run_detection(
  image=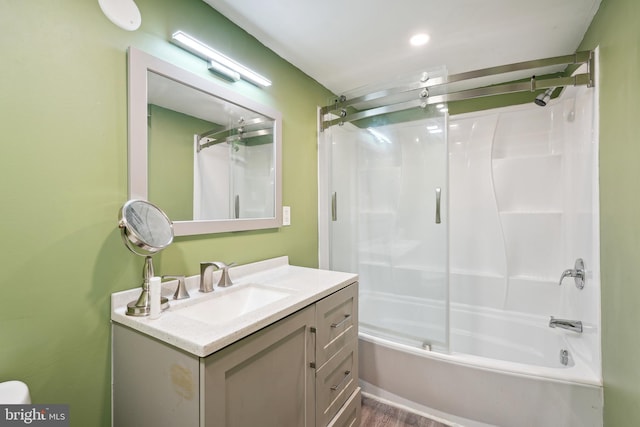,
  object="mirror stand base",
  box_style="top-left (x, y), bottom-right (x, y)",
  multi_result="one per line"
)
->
top-left (126, 290), bottom-right (169, 317)
top-left (125, 255), bottom-right (171, 317)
